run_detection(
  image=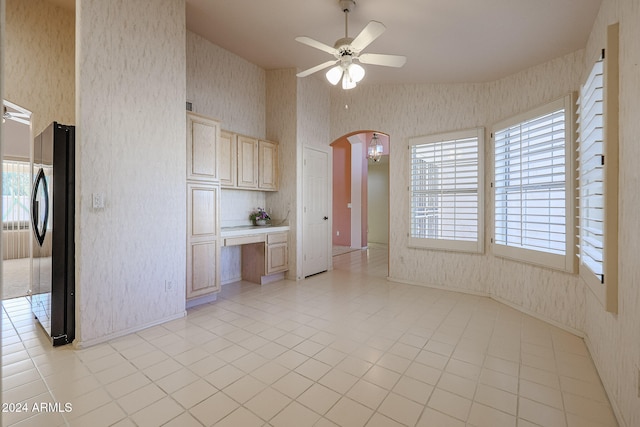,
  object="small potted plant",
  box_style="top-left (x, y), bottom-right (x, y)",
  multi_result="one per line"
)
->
top-left (249, 207), bottom-right (271, 226)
